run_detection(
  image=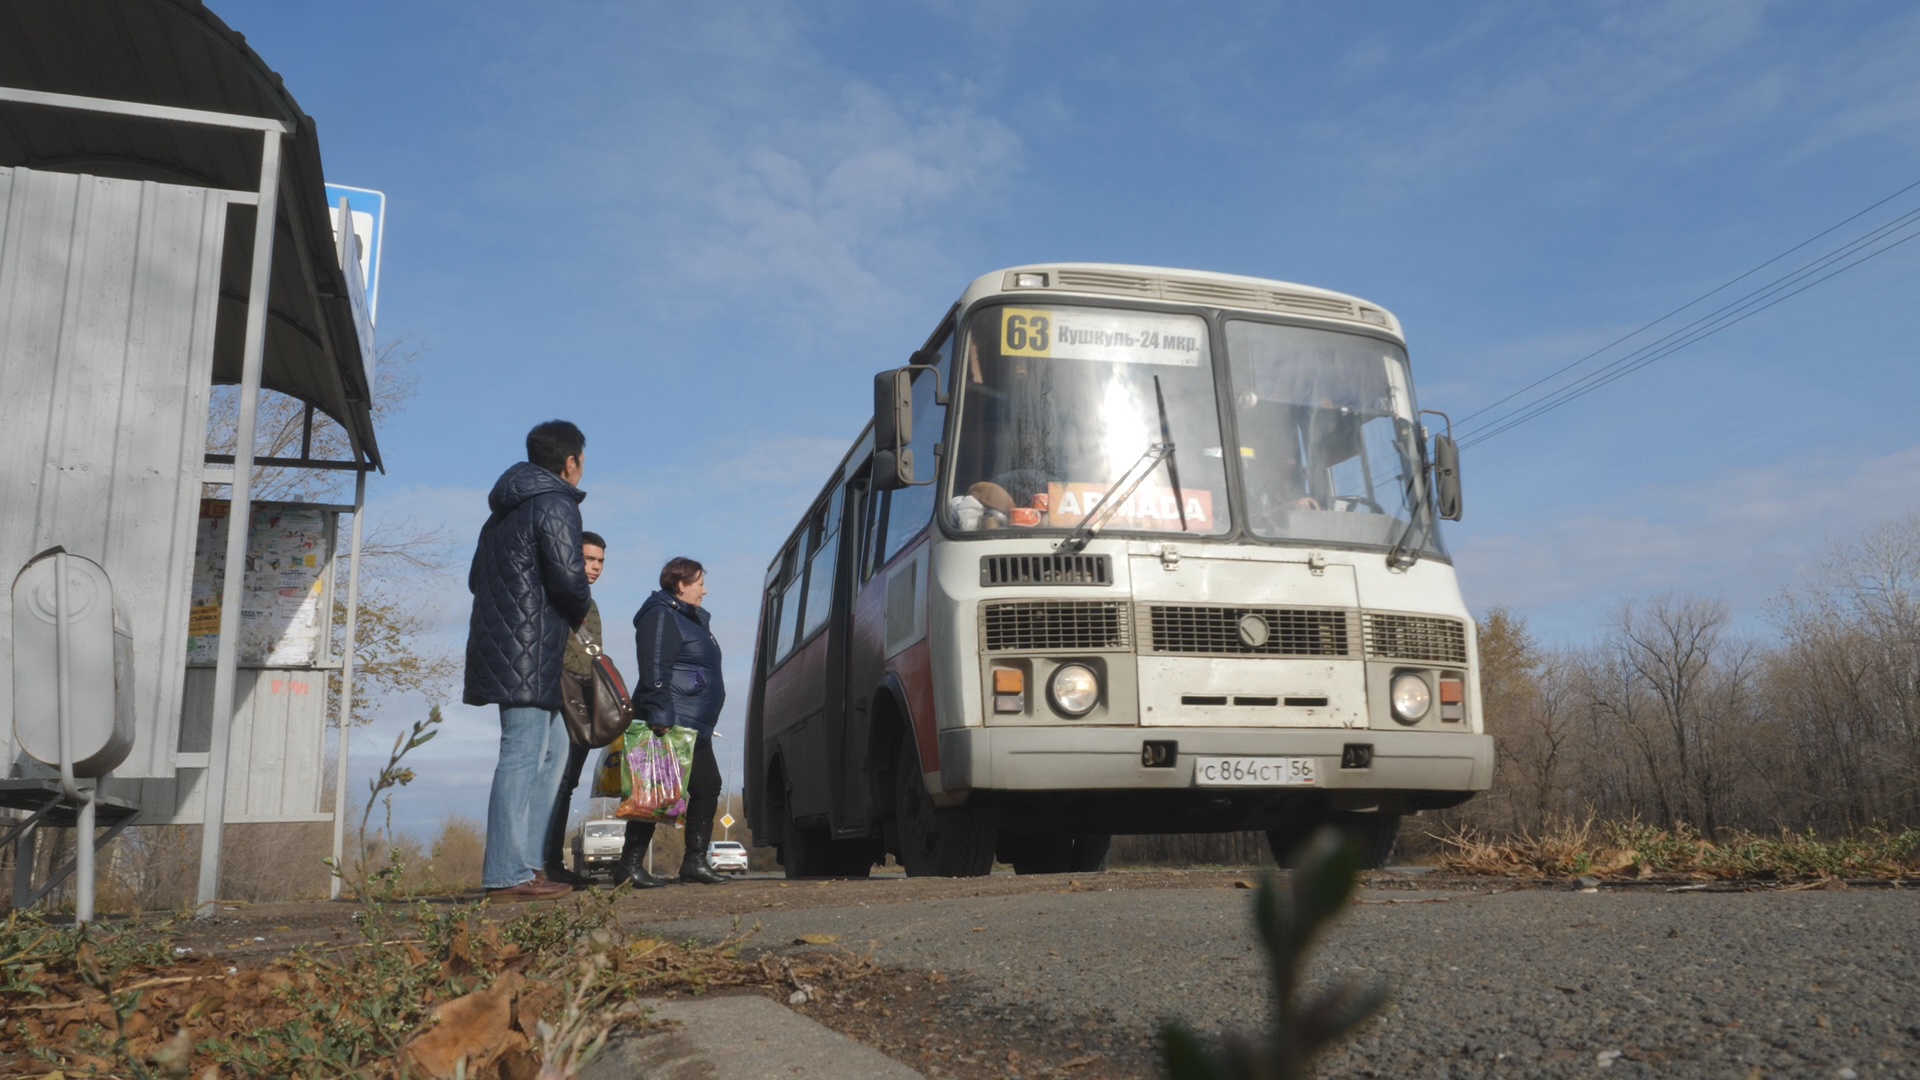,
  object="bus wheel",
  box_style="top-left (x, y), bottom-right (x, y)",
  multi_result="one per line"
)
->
top-left (1003, 834), bottom-right (1111, 875)
top-left (894, 738), bottom-right (996, 877)
top-left (1333, 811), bottom-right (1401, 870)
top-left (781, 815), bottom-right (832, 879)
top-left (1070, 834), bottom-right (1113, 872)
top-left (1266, 812), bottom-right (1401, 871)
